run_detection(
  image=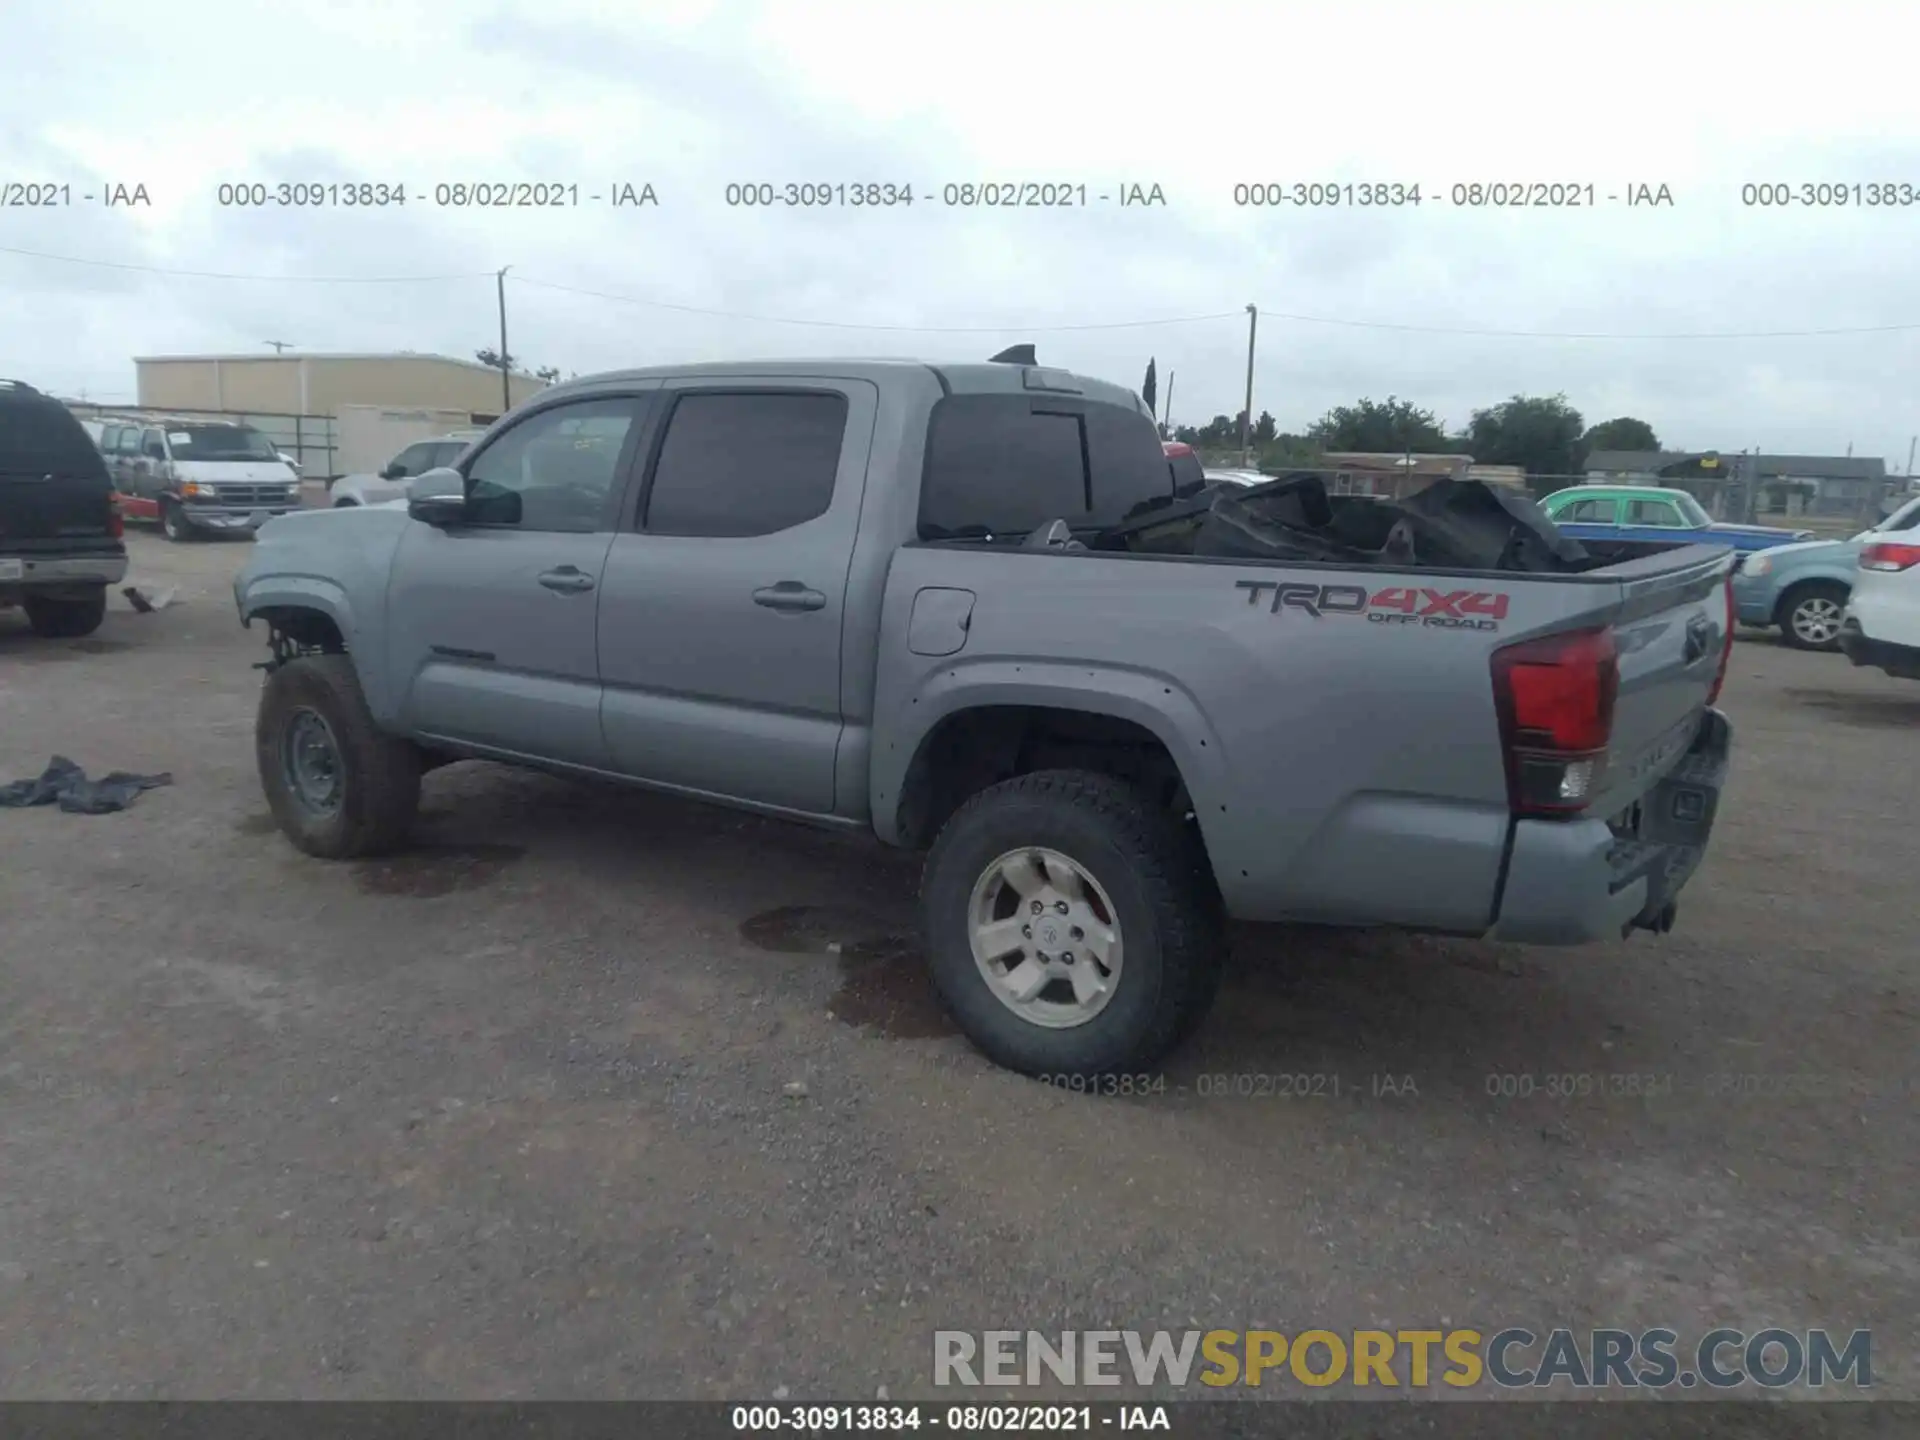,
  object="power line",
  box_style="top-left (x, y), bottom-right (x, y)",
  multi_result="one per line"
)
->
top-left (516, 275), bottom-right (1920, 341)
top-left (1246, 305), bottom-right (1920, 341)
top-left (6, 240), bottom-right (1920, 339)
top-left (0, 244), bottom-right (492, 283)
top-left (510, 275), bottom-right (1241, 333)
